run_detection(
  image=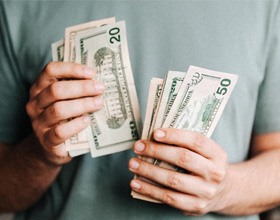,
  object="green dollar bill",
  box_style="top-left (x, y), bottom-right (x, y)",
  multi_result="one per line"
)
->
top-left (156, 66), bottom-right (238, 171)
top-left (163, 66), bottom-right (238, 136)
top-left (134, 66), bottom-right (238, 203)
top-left (64, 17), bottom-right (115, 63)
top-left (131, 77), bottom-right (163, 203)
top-left (63, 18), bottom-right (116, 157)
top-left (75, 21), bottom-right (142, 157)
top-left (153, 71), bottom-right (185, 130)
top-left (51, 39), bottom-right (64, 61)
top-left (141, 78), bottom-right (164, 139)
